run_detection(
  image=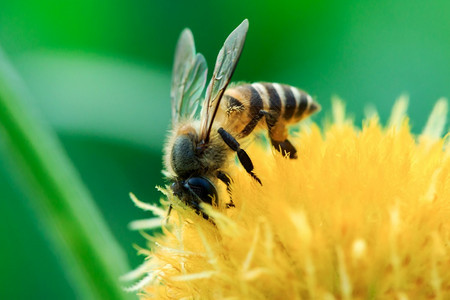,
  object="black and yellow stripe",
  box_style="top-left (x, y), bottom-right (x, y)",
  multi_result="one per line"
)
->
top-left (223, 82), bottom-right (319, 138)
